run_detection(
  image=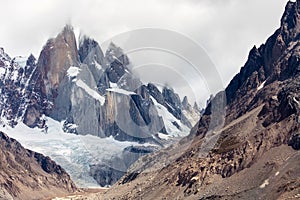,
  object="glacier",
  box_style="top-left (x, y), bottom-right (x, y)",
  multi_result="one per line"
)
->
top-left (0, 117), bottom-right (156, 188)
